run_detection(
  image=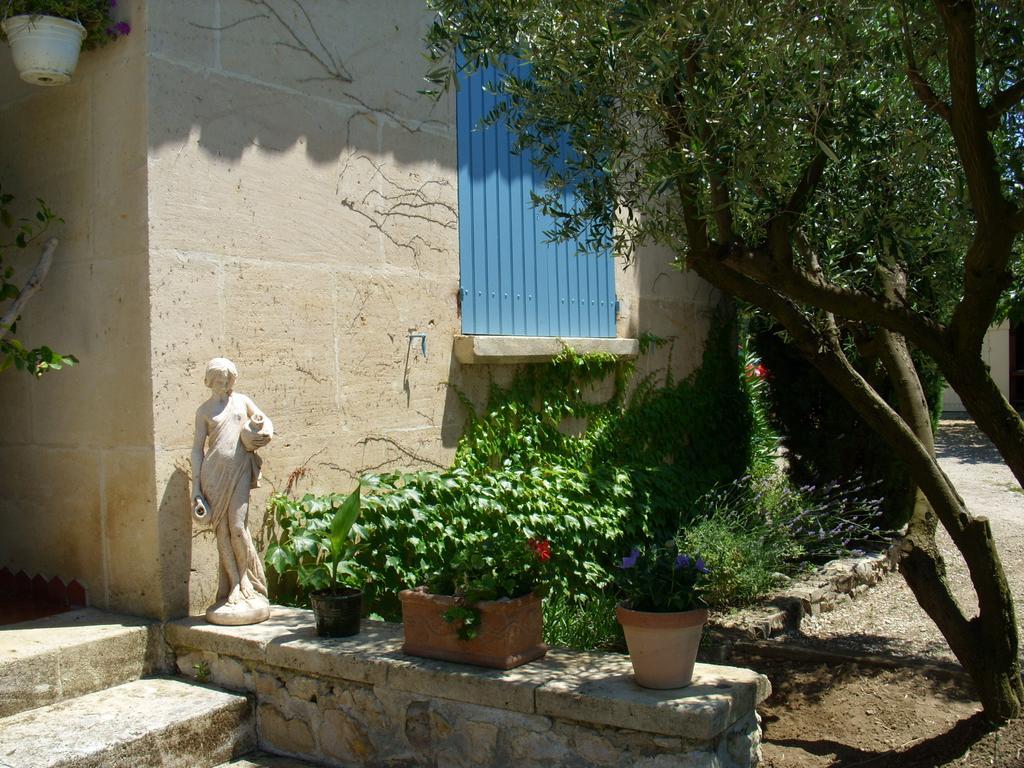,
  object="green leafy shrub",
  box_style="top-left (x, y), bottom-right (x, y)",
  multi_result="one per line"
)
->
top-left (679, 515), bottom-right (797, 608)
top-left (543, 592), bottom-right (623, 651)
top-left (596, 312), bottom-right (757, 538)
top-left (264, 489), bottom-right (365, 595)
top-left (354, 465), bottom-right (633, 621)
top-left (679, 472), bottom-right (893, 608)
